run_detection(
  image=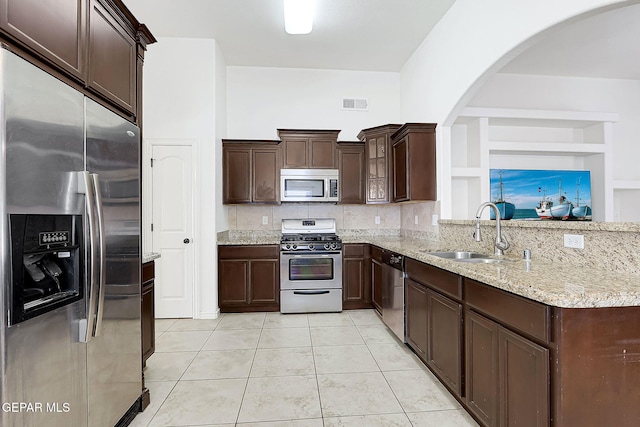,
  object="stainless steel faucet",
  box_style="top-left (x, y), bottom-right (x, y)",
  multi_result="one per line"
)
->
top-left (474, 202), bottom-right (510, 256)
